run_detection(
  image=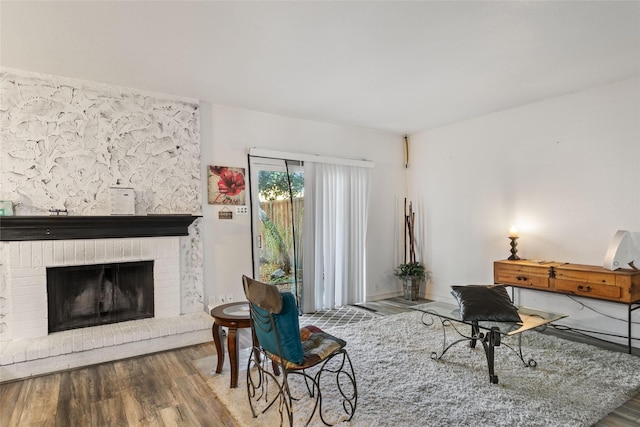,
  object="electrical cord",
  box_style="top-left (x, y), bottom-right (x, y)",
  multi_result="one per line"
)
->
top-left (565, 294), bottom-right (640, 325)
top-left (549, 323), bottom-right (638, 343)
top-left (544, 294), bottom-right (640, 344)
